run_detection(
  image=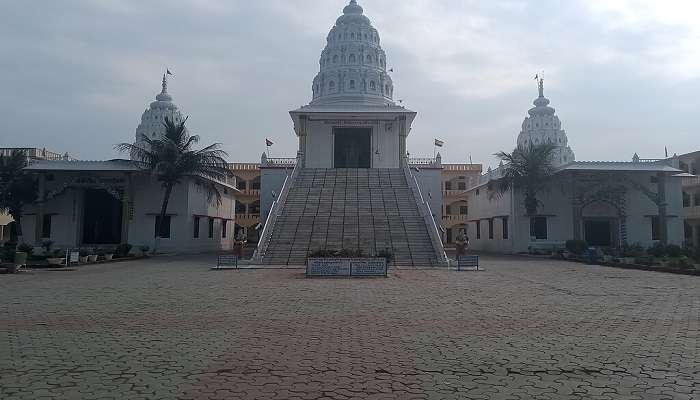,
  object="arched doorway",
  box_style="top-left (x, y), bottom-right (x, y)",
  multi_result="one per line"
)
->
top-left (82, 188), bottom-right (123, 245)
top-left (581, 200), bottom-right (622, 247)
